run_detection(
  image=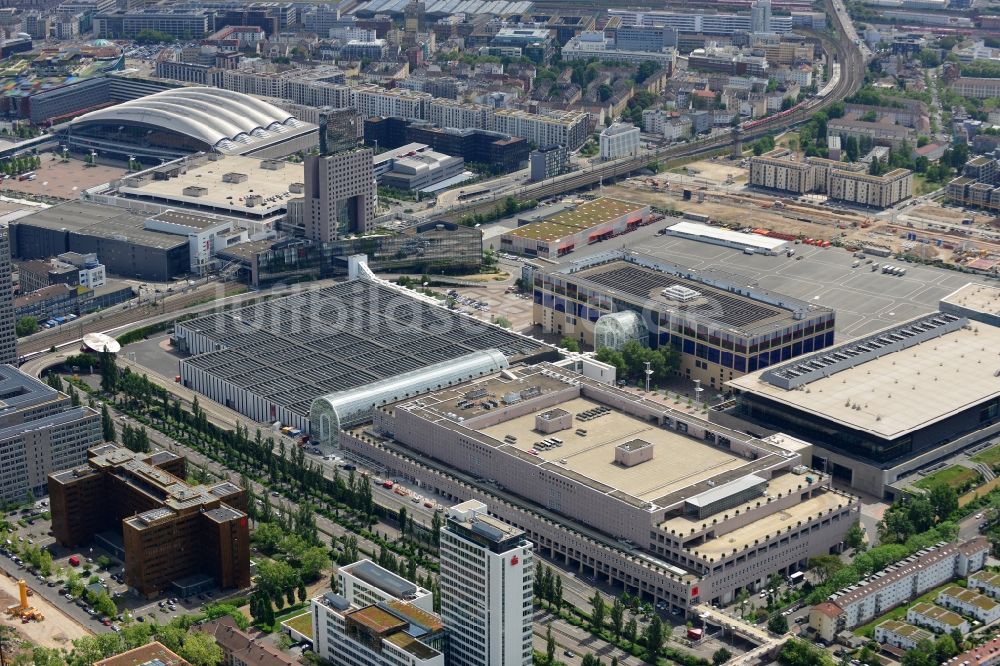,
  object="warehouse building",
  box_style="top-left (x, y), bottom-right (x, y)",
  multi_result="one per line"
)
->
top-left (663, 221), bottom-right (788, 255)
top-left (0, 365), bottom-right (102, 503)
top-left (727, 306), bottom-right (1000, 497)
top-left (530, 249), bottom-right (834, 389)
top-left (9, 202), bottom-right (189, 282)
top-left (48, 444), bottom-right (250, 597)
top-left (500, 198), bottom-right (650, 259)
top-left (342, 361), bottom-right (858, 611)
top-left (174, 275), bottom-right (553, 434)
